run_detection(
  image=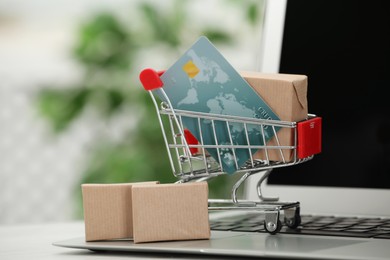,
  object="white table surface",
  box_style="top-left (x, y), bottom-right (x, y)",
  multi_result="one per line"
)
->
top-left (0, 221), bottom-right (242, 260)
